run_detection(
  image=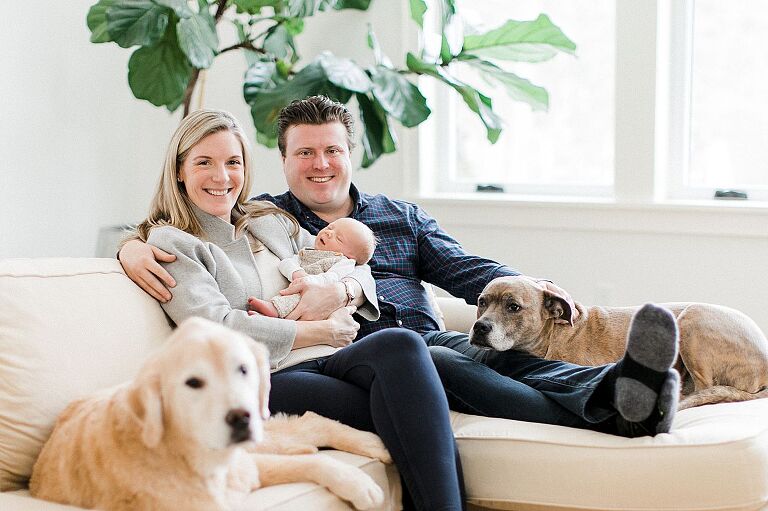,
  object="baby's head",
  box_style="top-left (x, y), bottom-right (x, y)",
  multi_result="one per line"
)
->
top-left (315, 218), bottom-right (377, 264)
